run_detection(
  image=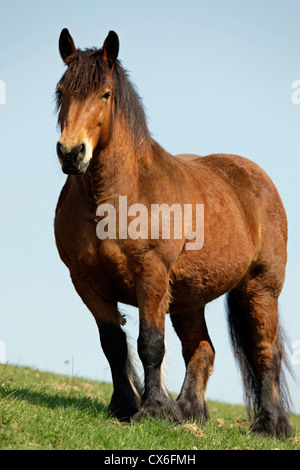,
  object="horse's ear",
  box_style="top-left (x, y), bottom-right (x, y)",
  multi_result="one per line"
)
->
top-left (102, 31), bottom-right (119, 67)
top-left (59, 28), bottom-right (77, 63)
